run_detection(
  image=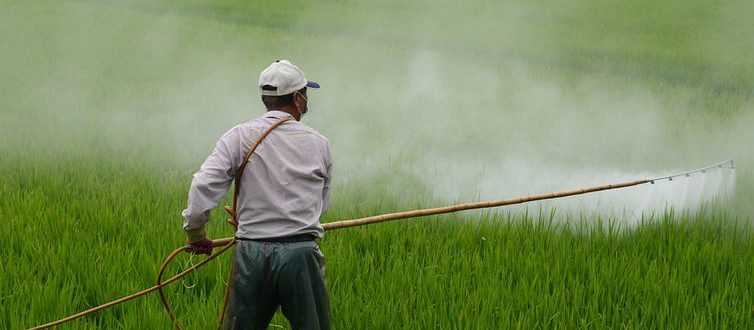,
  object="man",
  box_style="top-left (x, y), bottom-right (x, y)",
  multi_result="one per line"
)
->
top-left (181, 60), bottom-right (332, 330)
